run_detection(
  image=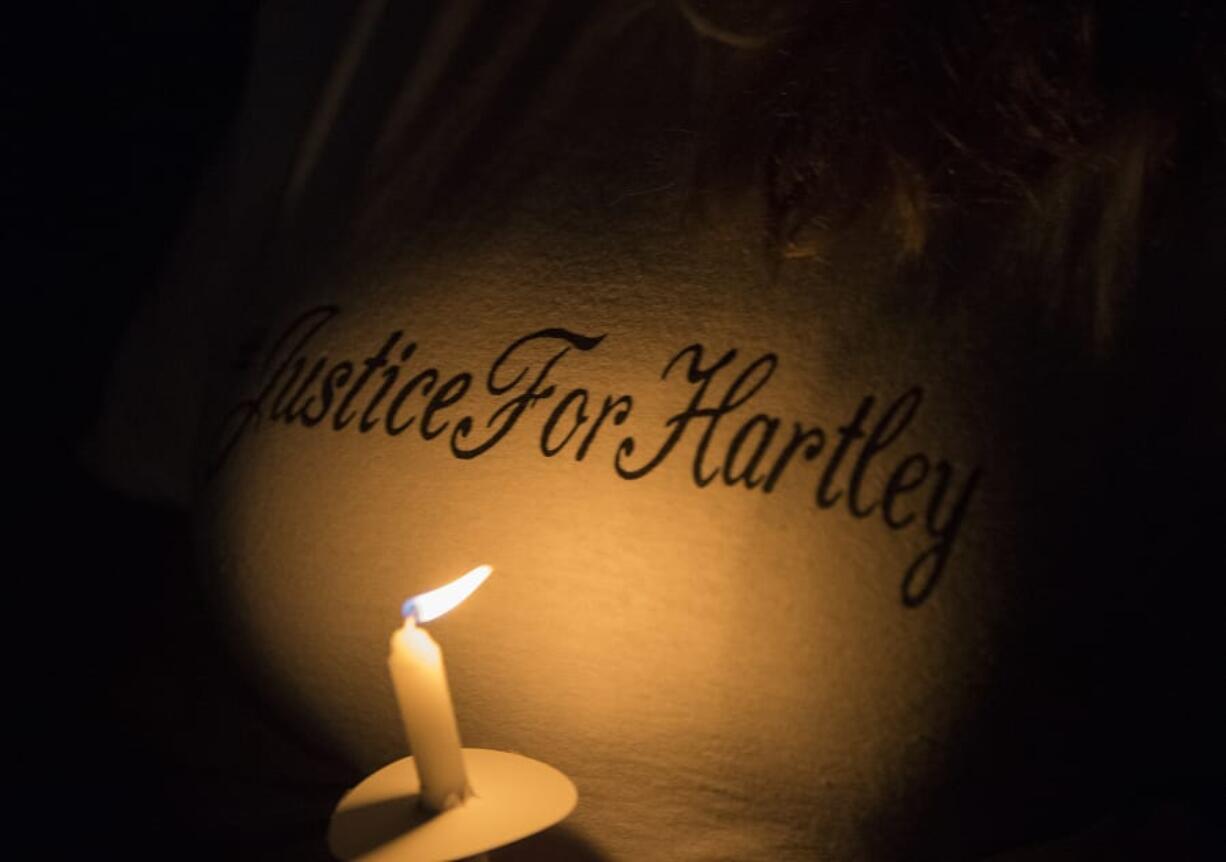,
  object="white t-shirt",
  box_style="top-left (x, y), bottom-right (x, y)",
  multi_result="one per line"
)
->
top-left (94, 2), bottom-right (1224, 859)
